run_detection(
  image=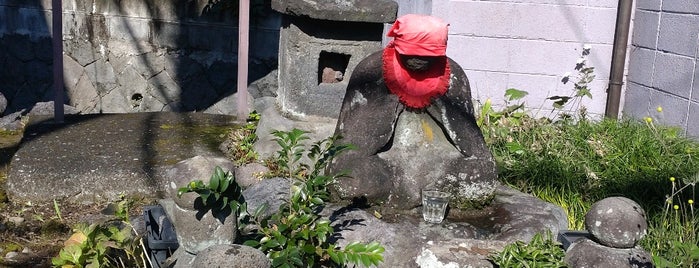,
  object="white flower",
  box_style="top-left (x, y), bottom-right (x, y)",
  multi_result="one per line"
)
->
top-left (563, 72), bottom-right (572, 79)
top-left (576, 57), bottom-right (586, 65)
top-left (583, 44), bottom-right (592, 51)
